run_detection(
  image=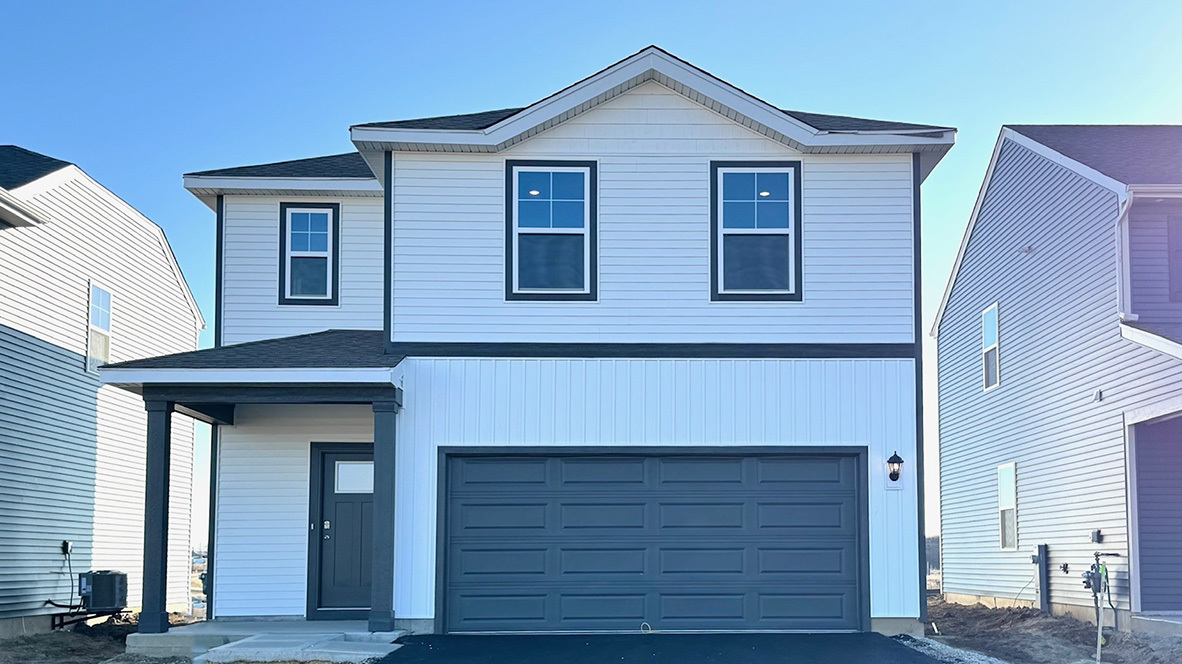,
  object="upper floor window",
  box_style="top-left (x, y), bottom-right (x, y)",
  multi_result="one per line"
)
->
top-left (505, 161), bottom-right (597, 301)
top-left (87, 283), bottom-right (111, 373)
top-left (279, 202), bottom-right (340, 306)
top-left (982, 302), bottom-right (999, 390)
top-left (710, 162), bottom-right (802, 301)
top-left (997, 462), bottom-right (1017, 550)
